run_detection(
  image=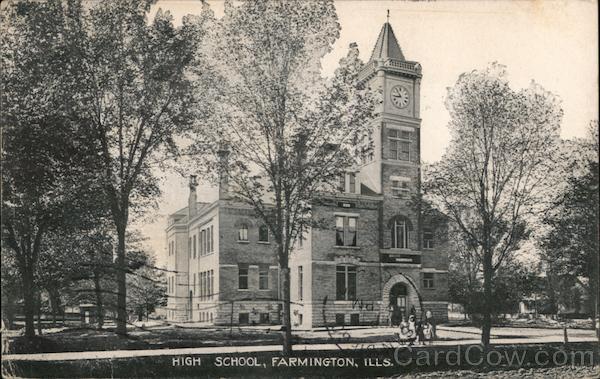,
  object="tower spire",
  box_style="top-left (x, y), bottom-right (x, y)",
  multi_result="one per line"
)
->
top-left (368, 19), bottom-right (405, 62)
